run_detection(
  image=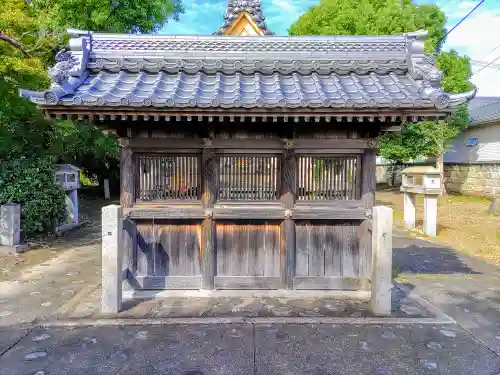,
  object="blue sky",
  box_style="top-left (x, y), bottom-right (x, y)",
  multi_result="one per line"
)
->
top-left (161, 0), bottom-right (500, 96)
